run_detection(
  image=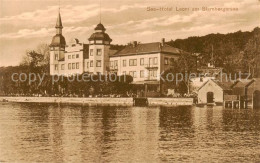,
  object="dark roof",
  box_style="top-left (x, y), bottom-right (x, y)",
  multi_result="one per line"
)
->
top-left (112, 42), bottom-right (188, 56)
top-left (88, 32), bottom-right (112, 42)
top-left (215, 81), bottom-right (234, 90)
top-left (232, 79), bottom-right (255, 88)
top-left (50, 34), bottom-right (66, 47)
top-left (108, 49), bottom-right (118, 56)
top-left (95, 23), bottom-right (106, 31)
top-left (55, 12), bottom-right (63, 28)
